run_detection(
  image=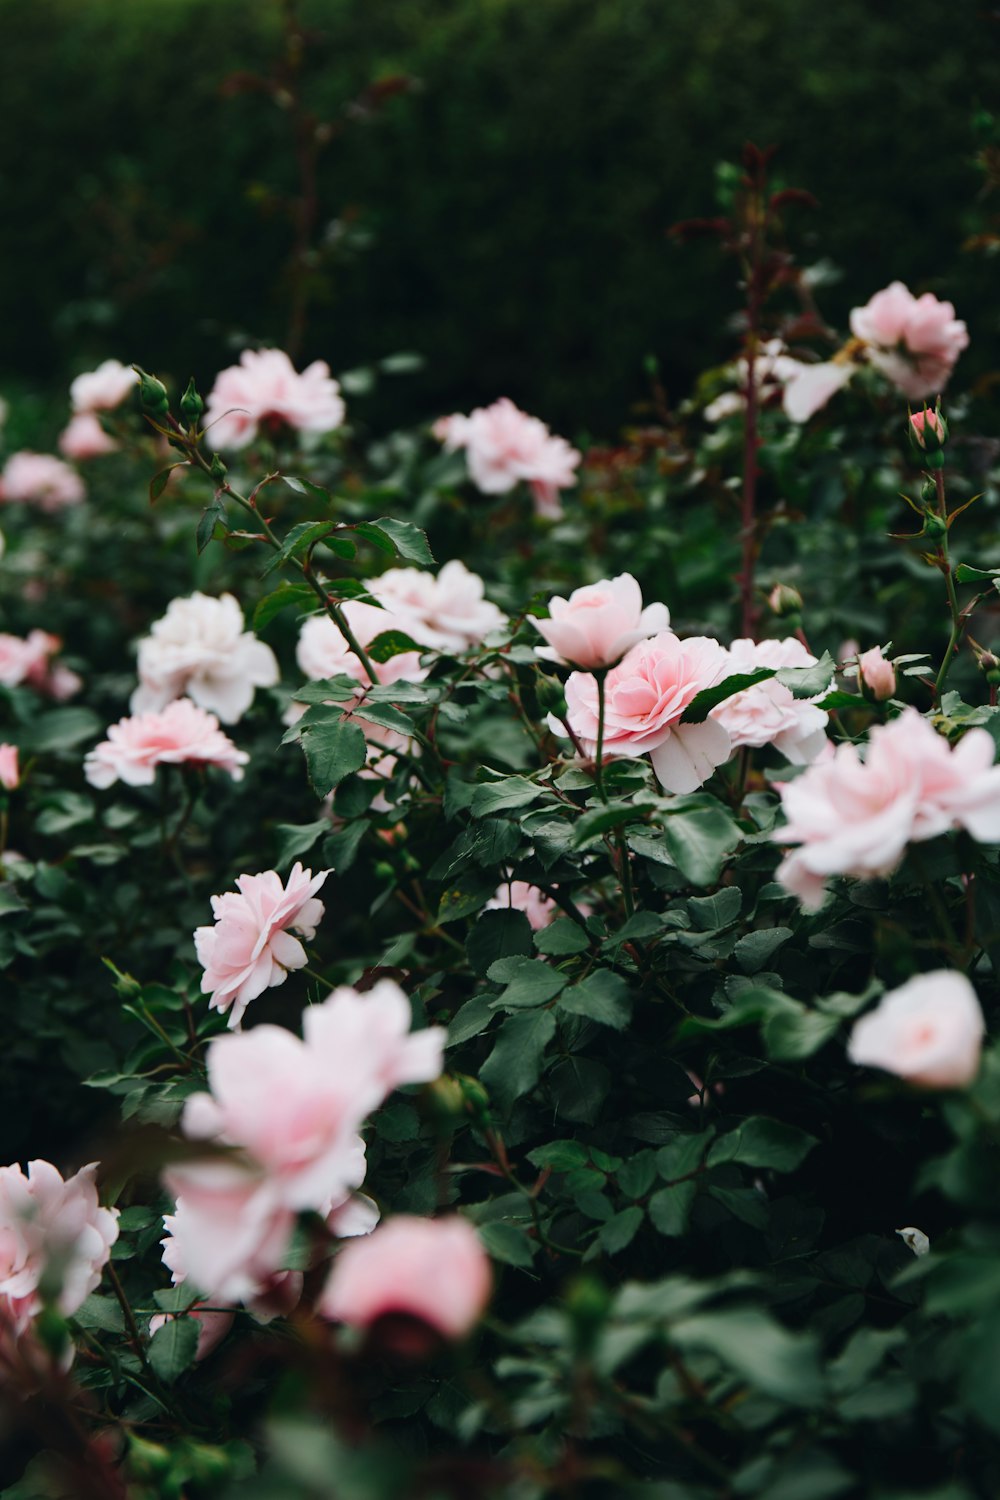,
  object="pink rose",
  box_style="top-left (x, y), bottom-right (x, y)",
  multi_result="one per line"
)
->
top-left (306, 980), bottom-right (447, 1097)
top-left (529, 574), bottom-right (670, 669)
top-left (204, 349), bottom-right (345, 450)
top-left (0, 745), bottom-right (18, 792)
top-left (132, 592), bottom-right (279, 725)
top-left (58, 412), bottom-right (118, 460)
top-left (849, 282), bottom-right (968, 399)
top-left (485, 880), bottom-right (558, 931)
top-left (69, 359), bottom-right (137, 414)
top-left (318, 1215), bottom-right (491, 1339)
top-left (782, 360), bottom-right (858, 423)
top-left (0, 1161), bottom-right (119, 1319)
top-left (857, 645), bottom-right (896, 702)
top-left (296, 601), bottom-right (426, 690)
top-left (909, 408), bottom-right (946, 450)
top-left (161, 1164), bottom-right (295, 1304)
top-left (194, 862), bottom-right (330, 1027)
top-left (436, 397), bottom-right (580, 517)
top-left (559, 632), bottom-right (732, 794)
top-left (710, 637), bottom-right (829, 765)
top-left (704, 339), bottom-right (803, 422)
top-left (847, 971), bottom-right (984, 1089)
top-left (368, 561), bottom-right (507, 653)
top-left (0, 631), bottom-right (81, 699)
top-left (0, 452), bottom-right (84, 511)
top-left (84, 699), bottom-right (248, 789)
